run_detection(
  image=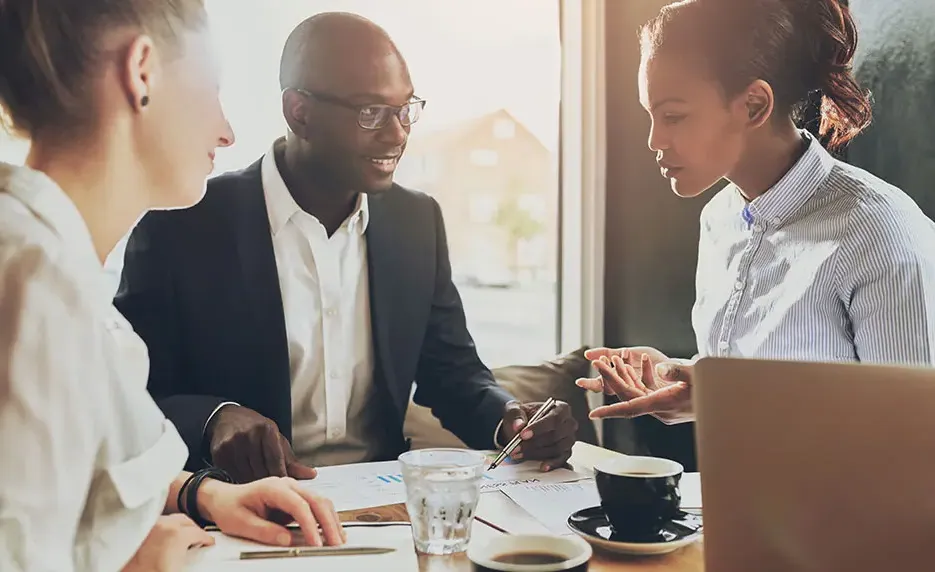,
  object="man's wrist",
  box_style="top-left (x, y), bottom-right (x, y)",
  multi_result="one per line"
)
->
top-left (493, 419), bottom-right (506, 449)
top-left (202, 402), bottom-right (239, 462)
